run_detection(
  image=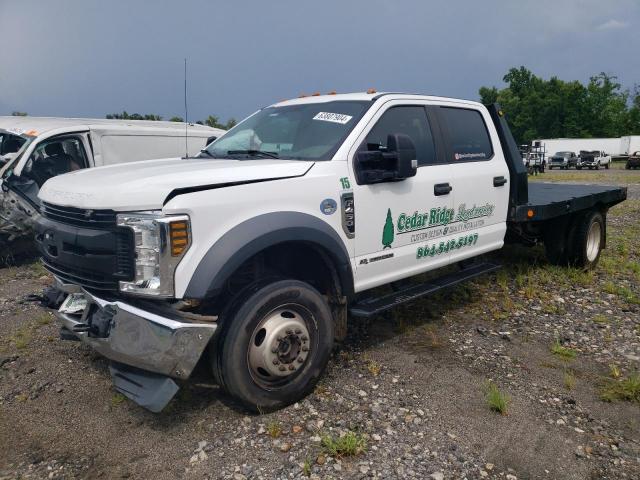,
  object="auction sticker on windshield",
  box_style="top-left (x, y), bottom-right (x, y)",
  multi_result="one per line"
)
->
top-left (313, 112), bottom-right (353, 124)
